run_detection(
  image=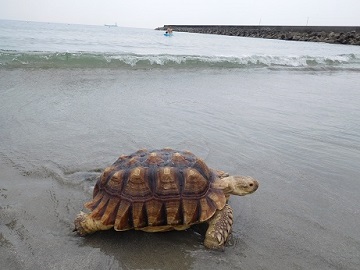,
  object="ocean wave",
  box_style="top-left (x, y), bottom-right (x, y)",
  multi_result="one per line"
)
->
top-left (1, 50), bottom-right (360, 71)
